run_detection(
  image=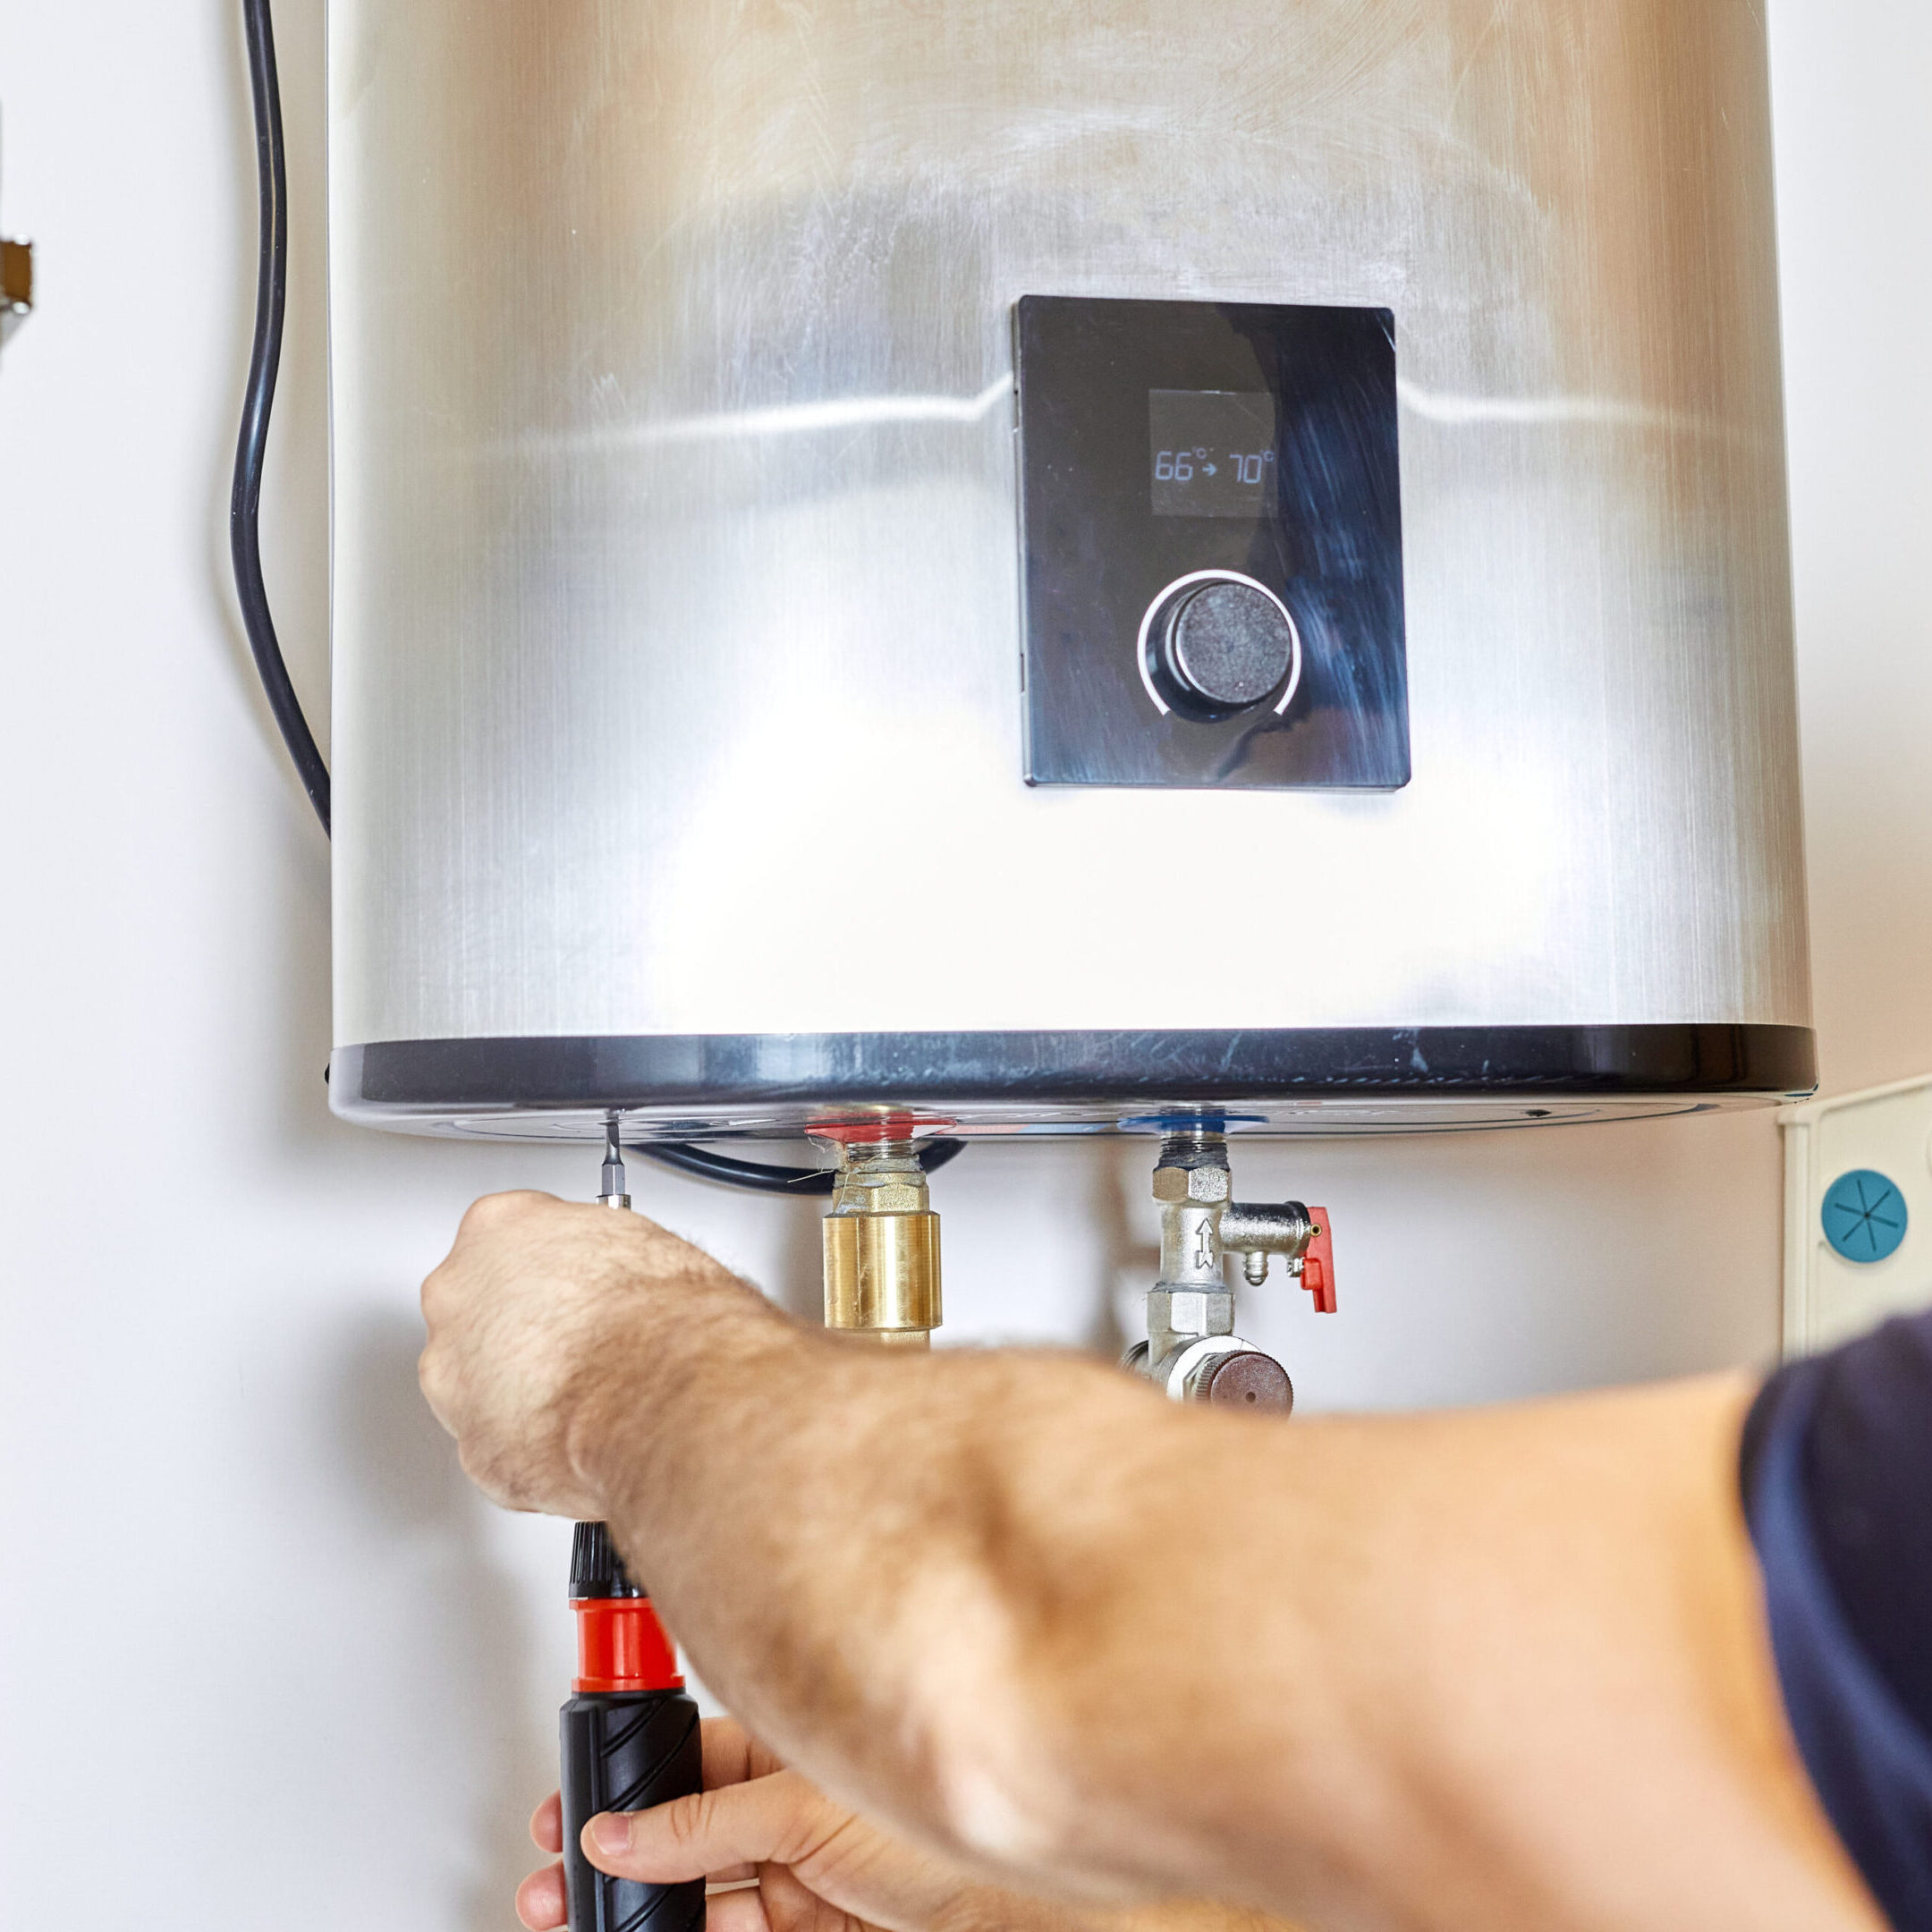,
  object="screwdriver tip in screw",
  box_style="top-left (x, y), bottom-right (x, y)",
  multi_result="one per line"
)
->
top-left (599, 1114), bottom-right (631, 1209)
